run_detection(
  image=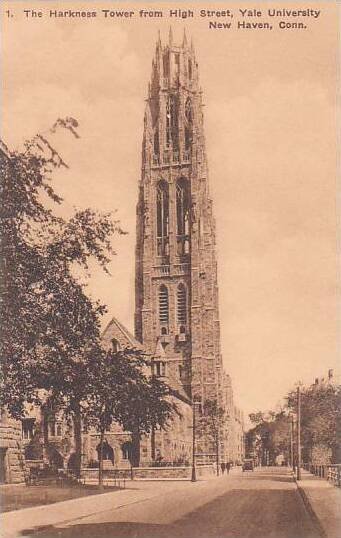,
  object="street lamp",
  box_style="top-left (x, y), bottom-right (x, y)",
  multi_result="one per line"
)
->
top-left (289, 413), bottom-right (295, 473)
top-left (191, 396), bottom-right (201, 482)
top-left (296, 385), bottom-right (301, 481)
